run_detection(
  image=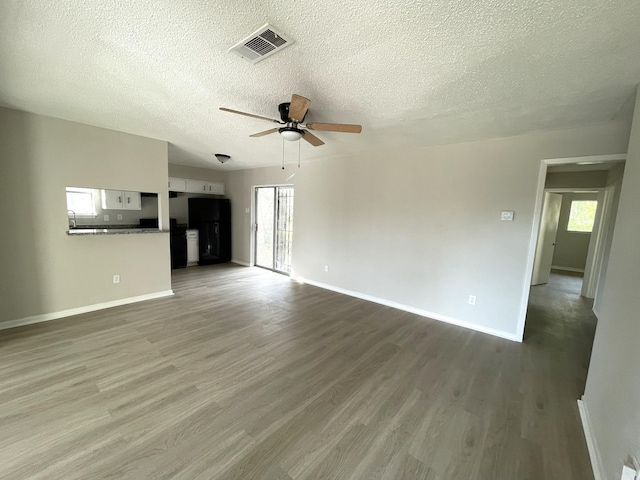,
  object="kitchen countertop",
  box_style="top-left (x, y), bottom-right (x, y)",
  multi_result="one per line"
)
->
top-left (67, 228), bottom-right (169, 235)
